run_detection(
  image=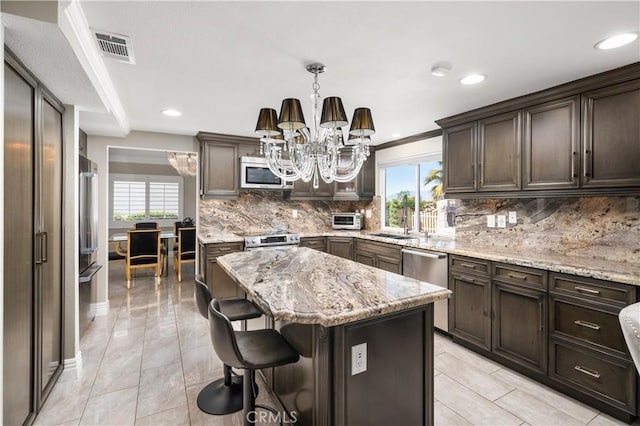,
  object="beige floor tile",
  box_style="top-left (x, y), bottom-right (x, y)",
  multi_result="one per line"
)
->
top-left (91, 348), bottom-right (142, 396)
top-left (492, 367), bottom-right (599, 423)
top-left (136, 362), bottom-right (187, 419)
top-left (588, 412), bottom-right (635, 426)
top-left (495, 389), bottom-right (585, 426)
top-left (105, 326), bottom-right (146, 355)
top-left (441, 340), bottom-right (503, 374)
top-left (135, 404), bottom-right (191, 425)
top-left (434, 400), bottom-right (472, 425)
top-left (434, 375), bottom-right (522, 425)
top-left (435, 352), bottom-right (514, 401)
top-left (142, 335), bottom-right (182, 370)
top-left (35, 378), bottom-right (92, 425)
top-left (80, 386), bottom-right (138, 425)
top-left (181, 344), bottom-right (225, 387)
